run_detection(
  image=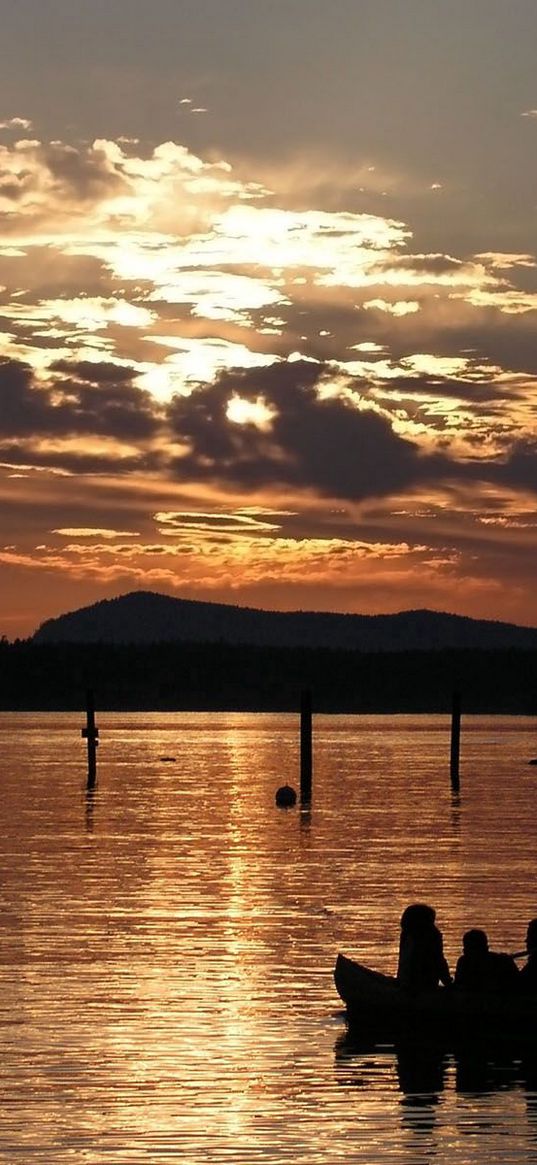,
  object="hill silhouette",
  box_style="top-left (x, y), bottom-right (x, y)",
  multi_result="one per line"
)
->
top-left (32, 590), bottom-right (537, 651)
